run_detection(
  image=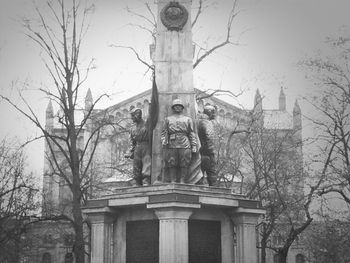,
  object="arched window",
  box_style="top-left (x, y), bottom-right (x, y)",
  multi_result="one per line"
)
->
top-left (296, 254), bottom-right (305, 263)
top-left (42, 253), bottom-right (51, 263)
top-left (108, 115), bottom-right (115, 122)
top-left (225, 112), bottom-right (232, 119)
top-left (64, 234), bottom-right (74, 246)
top-left (122, 109), bottom-right (128, 117)
top-left (64, 253), bottom-right (73, 263)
